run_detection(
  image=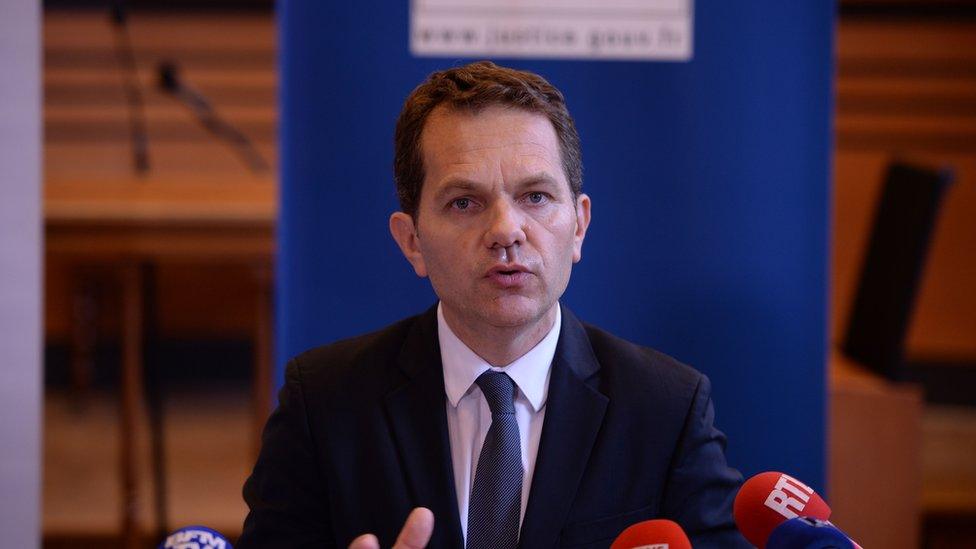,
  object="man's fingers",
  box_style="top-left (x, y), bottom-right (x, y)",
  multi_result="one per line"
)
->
top-left (347, 508), bottom-right (434, 549)
top-left (393, 507), bottom-right (435, 549)
top-left (348, 533), bottom-right (380, 549)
